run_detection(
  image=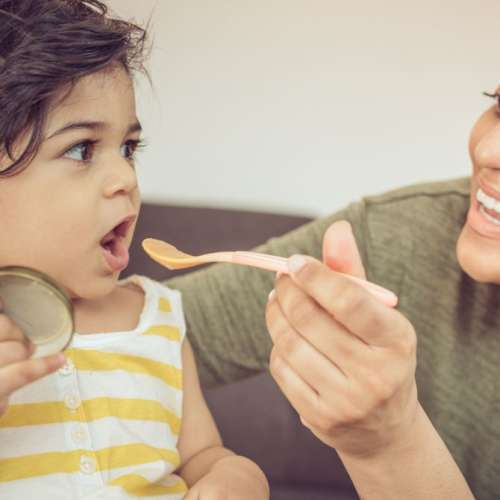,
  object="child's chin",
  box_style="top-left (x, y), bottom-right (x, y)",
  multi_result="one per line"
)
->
top-left (67, 276), bottom-right (119, 301)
